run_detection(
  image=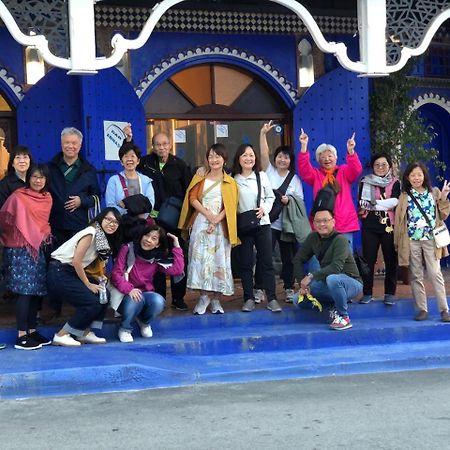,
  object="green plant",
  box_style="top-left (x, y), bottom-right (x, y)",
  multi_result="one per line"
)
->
top-left (370, 63), bottom-right (445, 179)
